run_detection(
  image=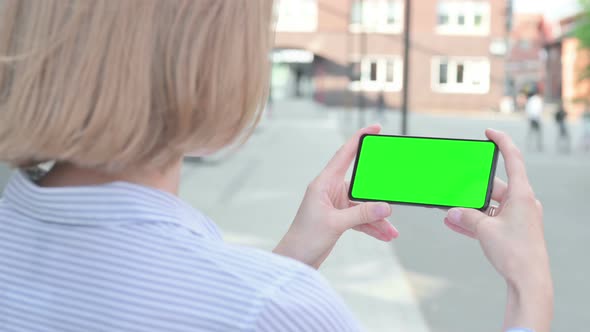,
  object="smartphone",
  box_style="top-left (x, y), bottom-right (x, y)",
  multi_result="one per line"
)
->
top-left (349, 134), bottom-right (499, 210)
